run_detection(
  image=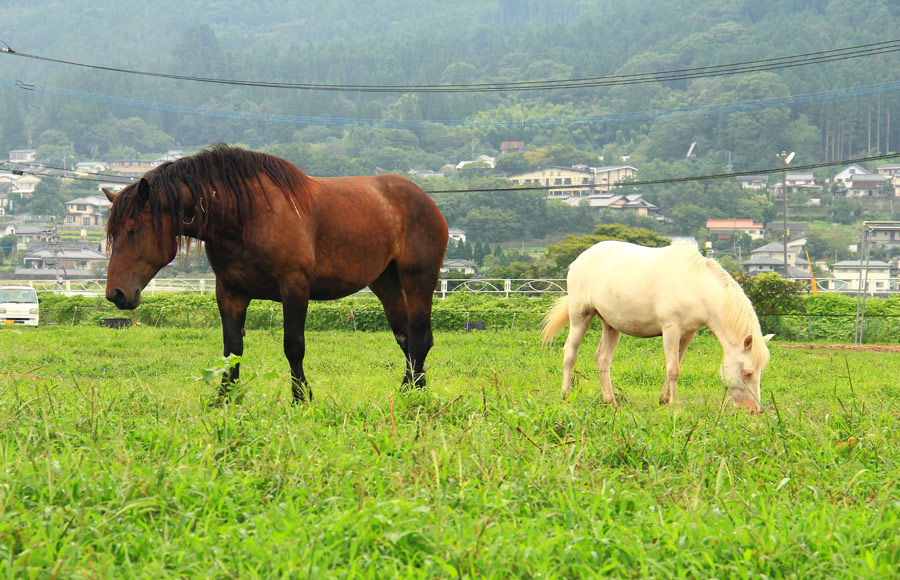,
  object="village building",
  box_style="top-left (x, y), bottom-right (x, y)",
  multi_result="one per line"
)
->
top-left (64, 196), bottom-right (112, 228)
top-left (508, 165), bottom-right (637, 197)
top-left (706, 219), bottom-right (765, 240)
top-left (827, 260), bottom-right (895, 293)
